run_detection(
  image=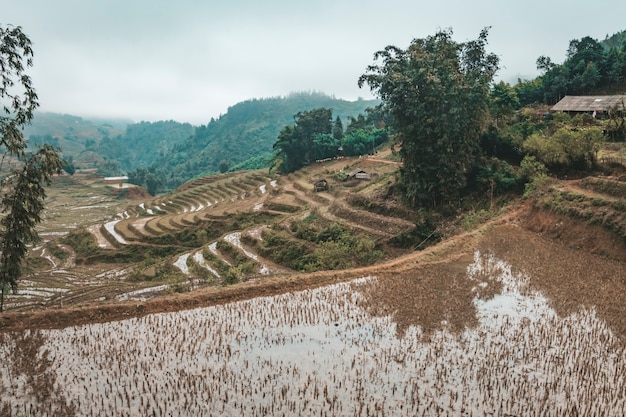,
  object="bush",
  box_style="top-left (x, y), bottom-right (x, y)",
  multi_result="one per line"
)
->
top-left (520, 156), bottom-right (549, 197)
top-left (61, 229), bottom-right (99, 259)
top-left (522, 127), bottom-right (602, 171)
